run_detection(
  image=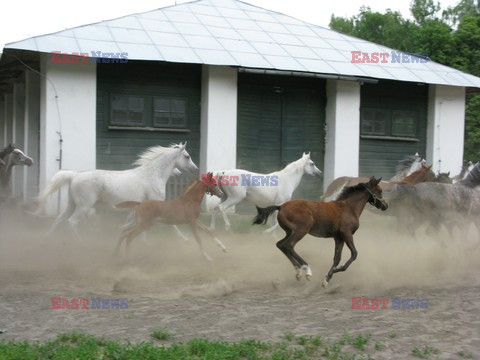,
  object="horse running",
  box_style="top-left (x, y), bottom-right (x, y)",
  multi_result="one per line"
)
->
top-left (115, 173), bottom-right (226, 261)
top-left (37, 143), bottom-right (197, 238)
top-left (321, 153), bottom-right (425, 201)
top-left (253, 177), bottom-right (388, 287)
top-left (210, 152), bottom-right (322, 233)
